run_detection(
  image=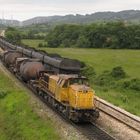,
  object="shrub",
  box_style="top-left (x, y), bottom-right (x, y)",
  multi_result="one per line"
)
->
top-left (94, 71), bottom-right (114, 86)
top-left (38, 43), bottom-right (48, 48)
top-left (81, 65), bottom-right (96, 79)
top-left (38, 43), bottom-right (44, 48)
top-left (111, 66), bottom-right (126, 79)
top-left (123, 78), bottom-right (140, 91)
top-left (0, 90), bottom-right (8, 99)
